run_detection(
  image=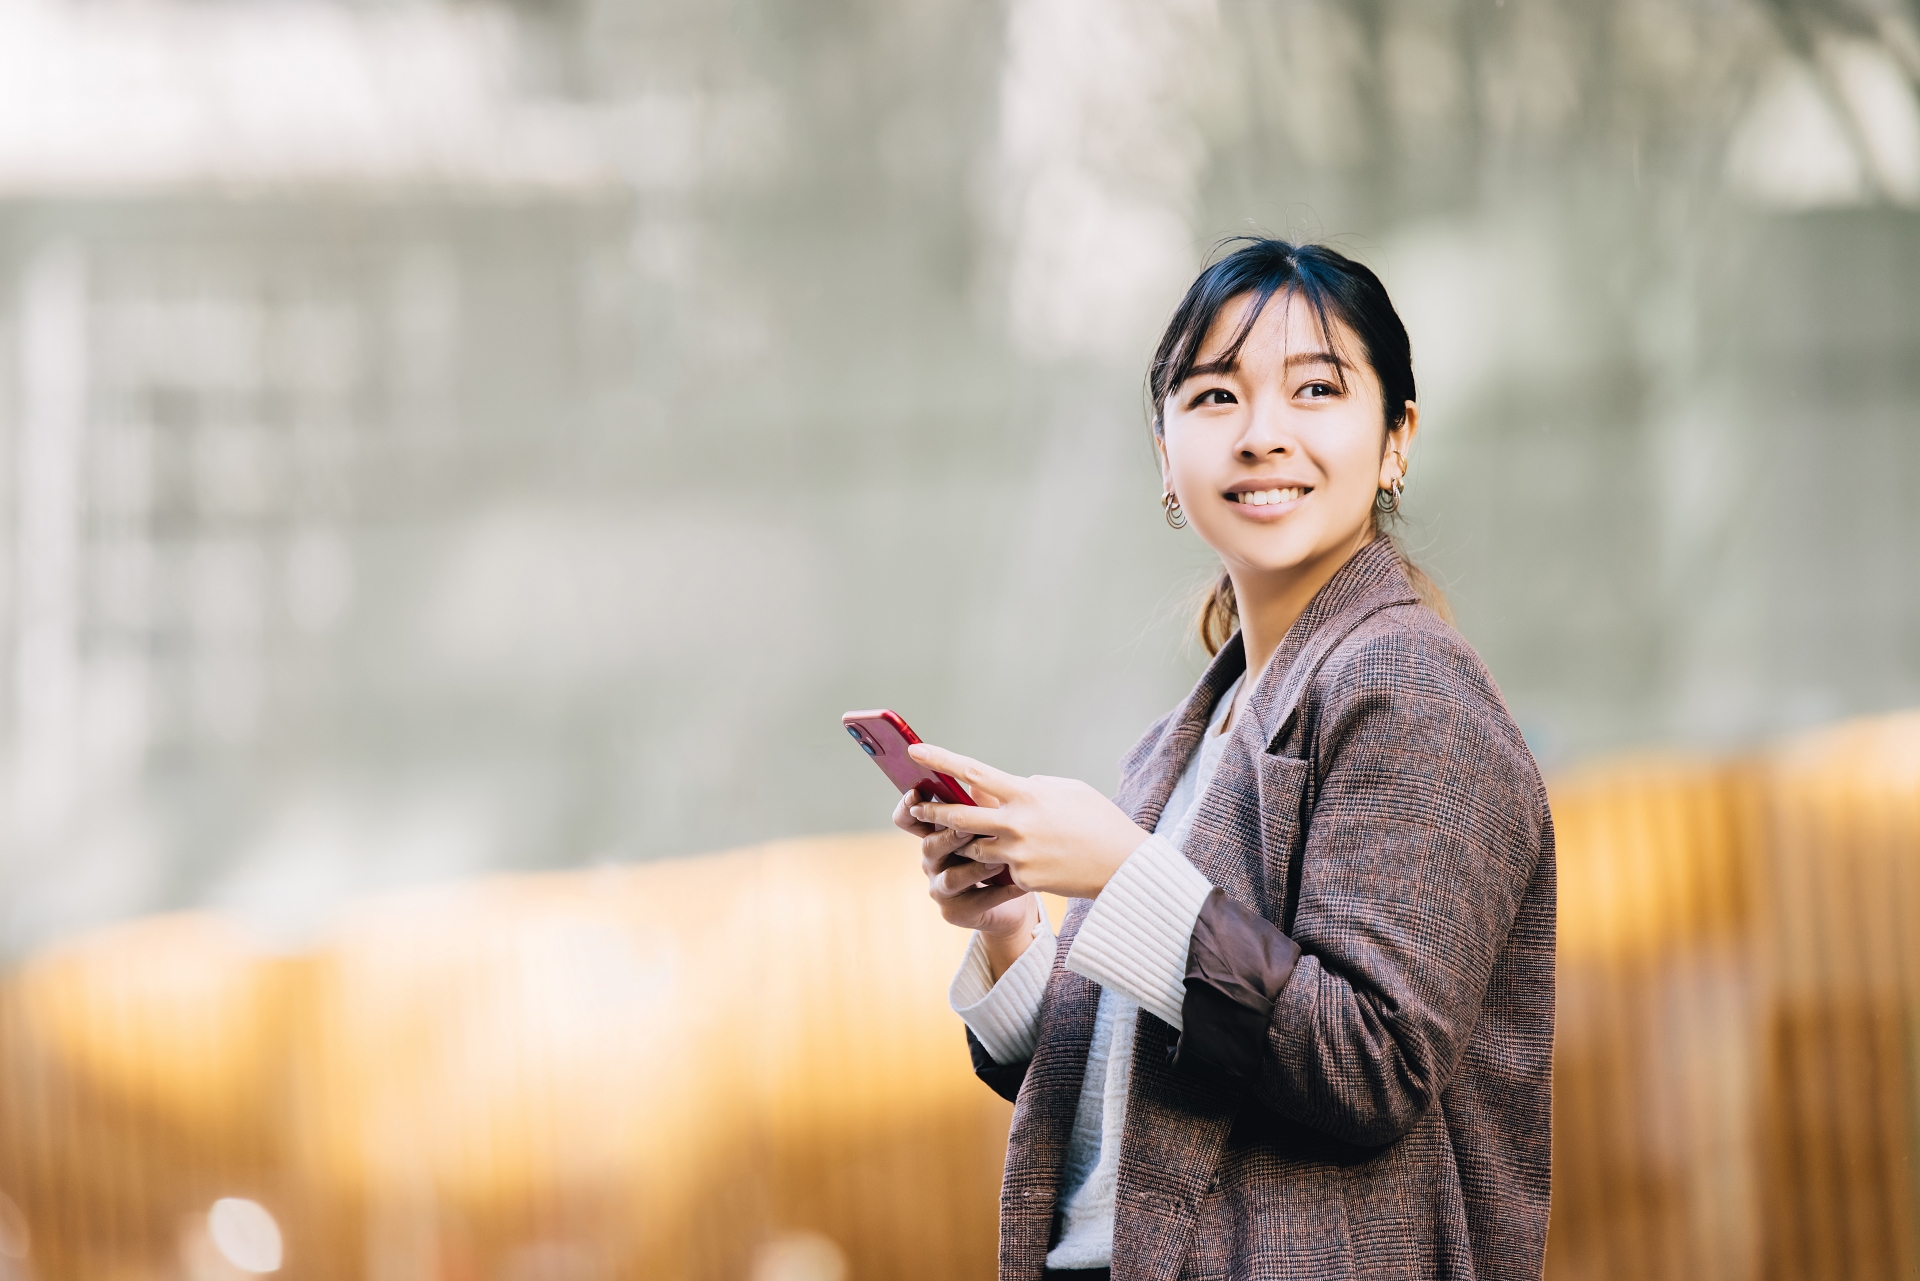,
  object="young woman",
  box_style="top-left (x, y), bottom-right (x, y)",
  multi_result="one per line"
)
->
top-left (892, 239), bottom-right (1555, 1281)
